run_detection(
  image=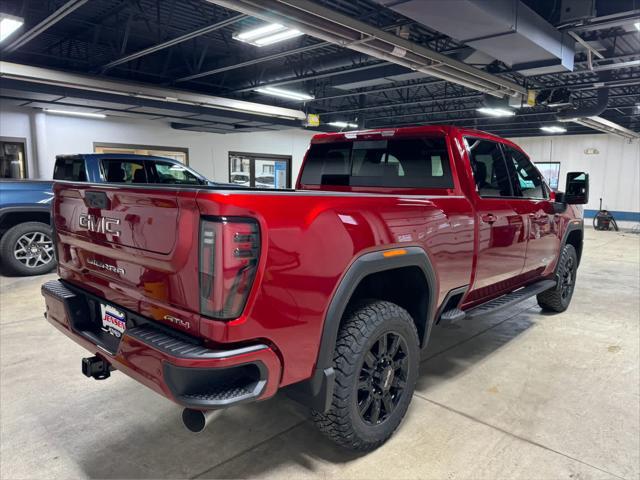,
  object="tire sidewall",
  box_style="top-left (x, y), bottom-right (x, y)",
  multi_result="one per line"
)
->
top-left (558, 244), bottom-right (578, 308)
top-left (348, 316), bottom-right (419, 443)
top-left (0, 222), bottom-right (55, 276)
